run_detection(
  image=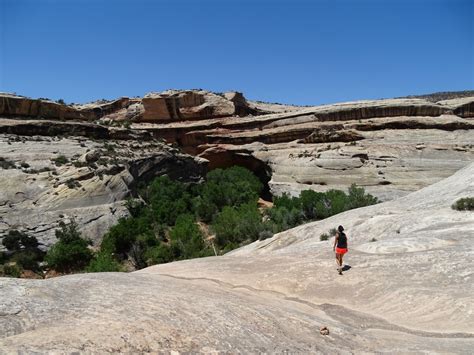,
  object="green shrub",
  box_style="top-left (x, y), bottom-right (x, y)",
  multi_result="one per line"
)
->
top-left (267, 206), bottom-right (304, 232)
top-left (12, 250), bottom-right (43, 271)
top-left (212, 203), bottom-right (264, 247)
top-left (1, 230), bottom-right (44, 271)
top-left (125, 198), bottom-right (145, 218)
top-left (2, 230), bottom-right (24, 251)
top-left (143, 176), bottom-right (193, 225)
top-left (269, 185), bottom-right (378, 228)
top-left (66, 179), bottom-right (80, 189)
top-left (452, 197), bottom-right (474, 211)
top-left (324, 189), bottom-right (349, 216)
top-left (0, 264), bottom-right (22, 277)
top-left (299, 190), bottom-right (324, 219)
top-left (86, 252), bottom-right (122, 272)
top-left (101, 217), bottom-right (145, 256)
top-left (273, 193), bottom-right (302, 211)
top-left (195, 167), bottom-right (262, 222)
top-left (169, 214), bottom-right (208, 260)
top-left (52, 155), bottom-right (69, 166)
top-left (145, 244), bottom-right (174, 265)
top-left (45, 221), bottom-right (92, 272)
top-left (0, 251), bottom-right (7, 264)
top-left (347, 184), bottom-right (379, 209)
top-left (320, 233), bottom-right (329, 241)
top-left (129, 236), bottom-right (154, 270)
top-left (0, 157), bottom-right (16, 169)
top-left (72, 160), bottom-right (88, 168)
